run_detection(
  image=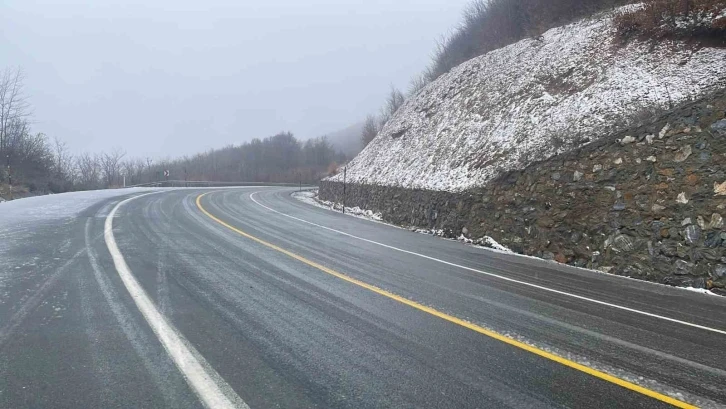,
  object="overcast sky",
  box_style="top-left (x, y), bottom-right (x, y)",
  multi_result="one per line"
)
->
top-left (1, 0), bottom-right (468, 158)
